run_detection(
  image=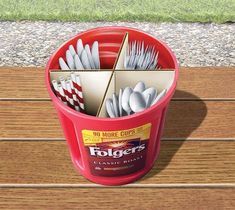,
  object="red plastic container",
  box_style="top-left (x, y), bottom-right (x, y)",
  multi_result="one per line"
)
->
top-left (45, 26), bottom-right (178, 185)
